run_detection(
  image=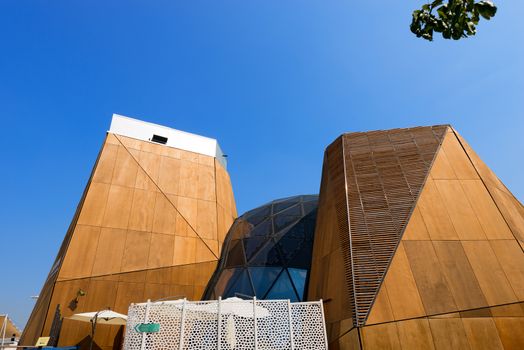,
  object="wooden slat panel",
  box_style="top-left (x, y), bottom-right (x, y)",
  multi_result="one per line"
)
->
top-left (417, 180), bottom-right (459, 240)
top-left (432, 241), bottom-right (488, 310)
top-left (490, 240), bottom-right (524, 300)
top-left (396, 319), bottom-right (435, 350)
top-left (462, 241), bottom-right (517, 306)
top-left (404, 241), bottom-right (458, 315)
top-left (384, 242), bottom-right (426, 320)
top-left (462, 318), bottom-right (504, 350)
top-left (428, 318), bottom-right (471, 350)
top-left (435, 180), bottom-right (486, 240)
top-left (460, 180), bottom-right (513, 240)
